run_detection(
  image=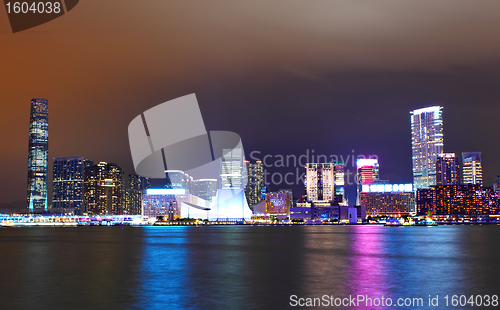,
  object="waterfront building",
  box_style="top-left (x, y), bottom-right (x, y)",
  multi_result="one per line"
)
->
top-left (310, 201), bottom-right (339, 220)
top-left (339, 206), bottom-right (367, 223)
top-left (265, 191), bottom-right (292, 218)
top-left (142, 190), bottom-right (180, 221)
top-left (290, 201), bottom-right (312, 220)
top-left (27, 98), bottom-right (49, 213)
top-left (415, 188), bottom-right (434, 215)
top-left (245, 160), bottom-right (264, 206)
top-left (462, 152), bottom-right (483, 186)
top-left (305, 163), bottom-right (335, 201)
top-left (84, 162), bottom-right (125, 215)
top-left (417, 184), bottom-right (499, 216)
top-left (300, 163), bottom-right (346, 219)
top-left (125, 174), bottom-right (149, 215)
top-left (52, 156), bottom-right (93, 214)
top-left (436, 153), bottom-right (460, 185)
top-left (359, 184), bottom-right (415, 217)
top-left (142, 188), bottom-right (236, 221)
top-left (334, 162), bottom-right (347, 205)
top-left (356, 158), bottom-right (380, 205)
top-left (411, 106), bottom-right (444, 189)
